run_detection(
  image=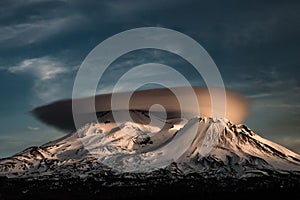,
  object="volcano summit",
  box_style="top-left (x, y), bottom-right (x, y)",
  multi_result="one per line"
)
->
top-left (0, 113), bottom-right (300, 199)
top-left (0, 88), bottom-right (299, 199)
